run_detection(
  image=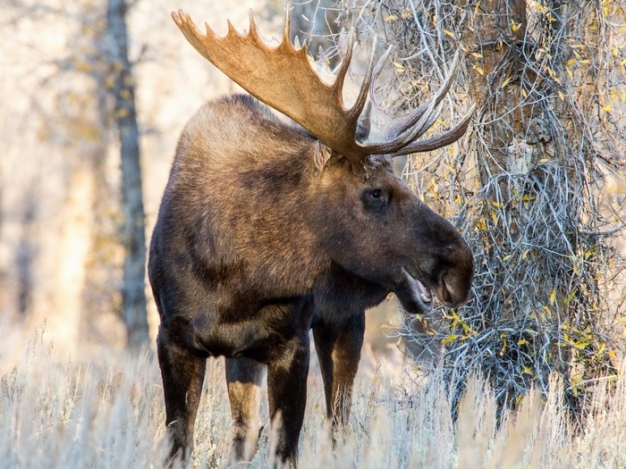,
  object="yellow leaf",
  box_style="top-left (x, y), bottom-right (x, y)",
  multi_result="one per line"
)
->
top-left (550, 288), bottom-right (557, 305)
top-left (442, 335), bottom-right (459, 345)
top-left (444, 29), bottom-right (456, 38)
top-left (75, 61), bottom-right (92, 73)
top-left (603, 104), bottom-right (613, 111)
top-left (401, 11), bottom-right (412, 19)
top-left (385, 15), bottom-right (399, 22)
top-left (473, 65), bottom-right (485, 76)
top-left (565, 289), bottom-right (577, 304)
top-left (501, 75), bottom-right (513, 88)
top-left (393, 61), bottom-right (405, 72)
top-left (566, 58), bottom-right (577, 66)
top-left (473, 1), bottom-right (481, 17)
top-left (104, 76), bottom-right (115, 90)
top-left (116, 108), bottom-right (129, 119)
top-left (547, 67), bottom-right (561, 84)
top-left (518, 339), bottom-right (527, 345)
